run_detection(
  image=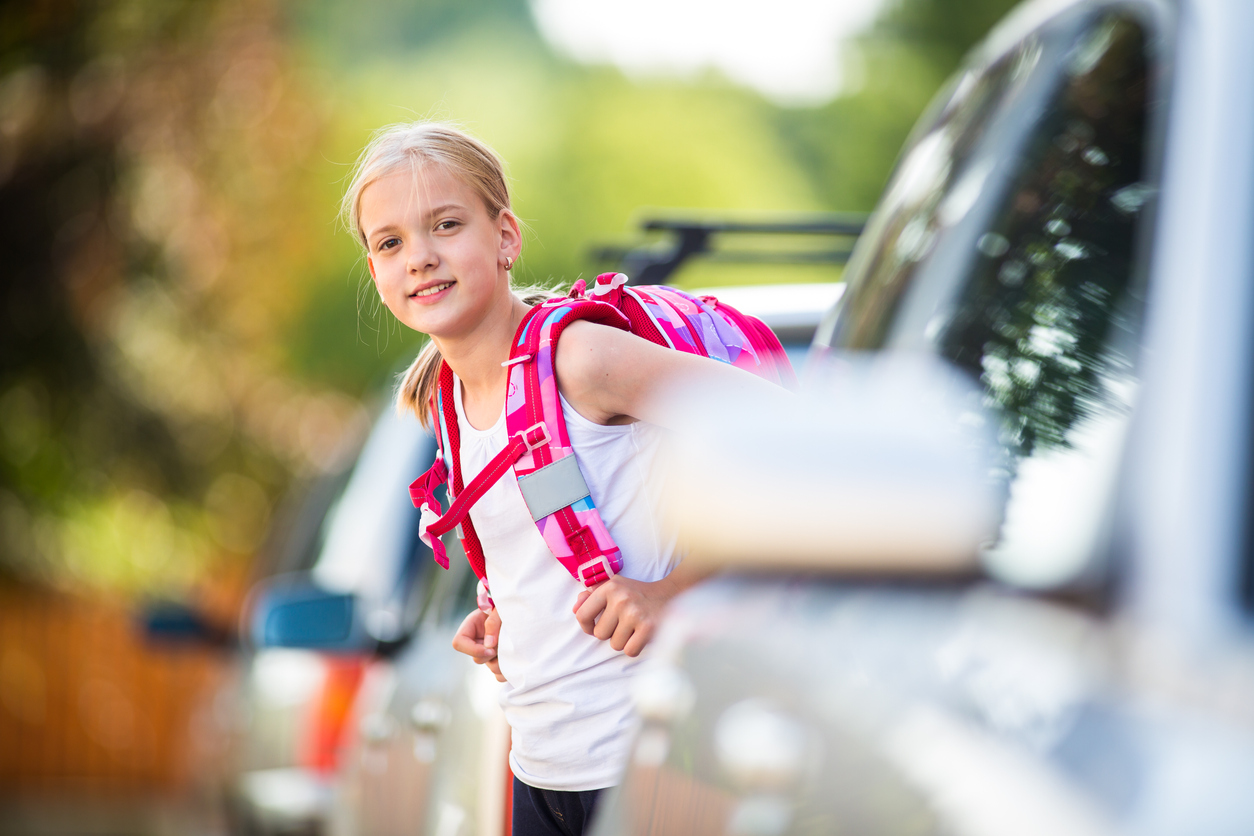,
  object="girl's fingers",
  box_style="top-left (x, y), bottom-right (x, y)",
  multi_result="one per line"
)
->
top-left (622, 626), bottom-right (652, 658)
top-left (484, 607), bottom-right (502, 651)
top-left (452, 609), bottom-right (495, 658)
top-left (608, 620), bottom-right (633, 652)
top-left (593, 608), bottom-right (620, 642)
top-left (572, 590), bottom-right (592, 614)
top-left (574, 586), bottom-right (608, 635)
